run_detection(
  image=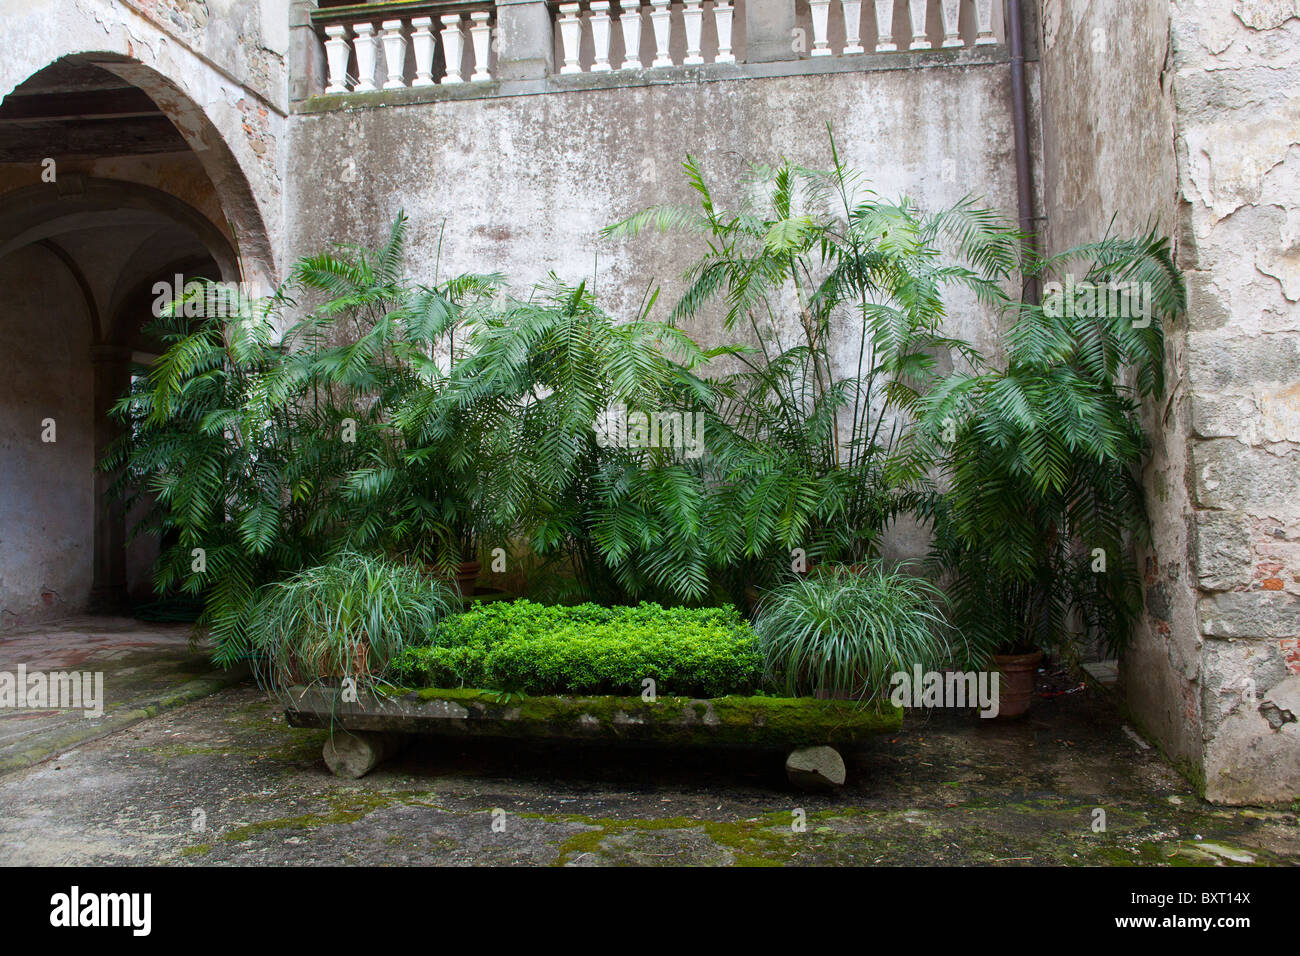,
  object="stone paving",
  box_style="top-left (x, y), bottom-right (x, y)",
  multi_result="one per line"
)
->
top-left (0, 616), bottom-right (246, 774)
top-left (0, 675), bottom-right (1294, 866)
